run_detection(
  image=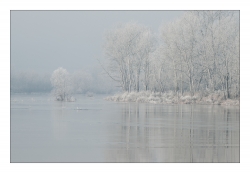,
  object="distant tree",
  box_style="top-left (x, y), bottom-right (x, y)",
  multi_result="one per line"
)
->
top-left (50, 67), bottom-right (72, 101)
top-left (11, 71), bottom-right (52, 93)
top-left (71, 70), bottom-right (93, 94)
